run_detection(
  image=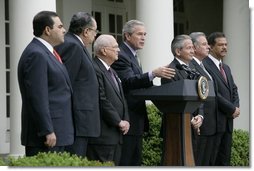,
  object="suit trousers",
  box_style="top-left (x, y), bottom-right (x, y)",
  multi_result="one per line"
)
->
top-left (215, 132), bottom-right (233, 166)
top-left (65, 136), bottom-right (88, 157)
top-left (193, 134), bottom-right (217, 166)
top-left (119, 135), bottom-right (143, 166)
top-left (87, 144), bottom-right (122, 166)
